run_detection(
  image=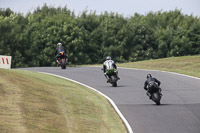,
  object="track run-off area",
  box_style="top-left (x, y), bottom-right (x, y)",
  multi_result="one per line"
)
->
top-left (20, 67), bottom-right (200, 133)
